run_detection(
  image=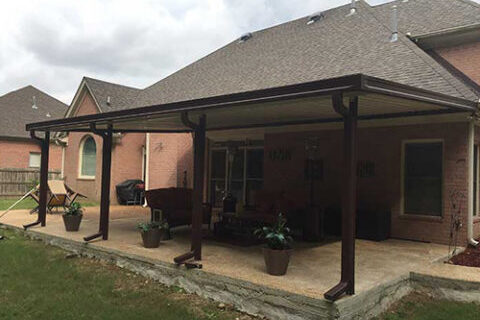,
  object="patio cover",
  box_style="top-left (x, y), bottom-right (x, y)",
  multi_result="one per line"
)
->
top-left (24, 73), bottom-right (478, 301)
top-left (26, 74), bottom-right (477, 134)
